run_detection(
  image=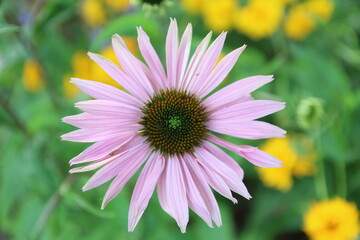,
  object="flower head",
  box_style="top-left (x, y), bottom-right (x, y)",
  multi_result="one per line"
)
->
top-left (62, 19), bottom-right (286, 232)
top-left (22, 58), bottom-right (44, 92)
top-left (303, 197), bottom-right (359, 240)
